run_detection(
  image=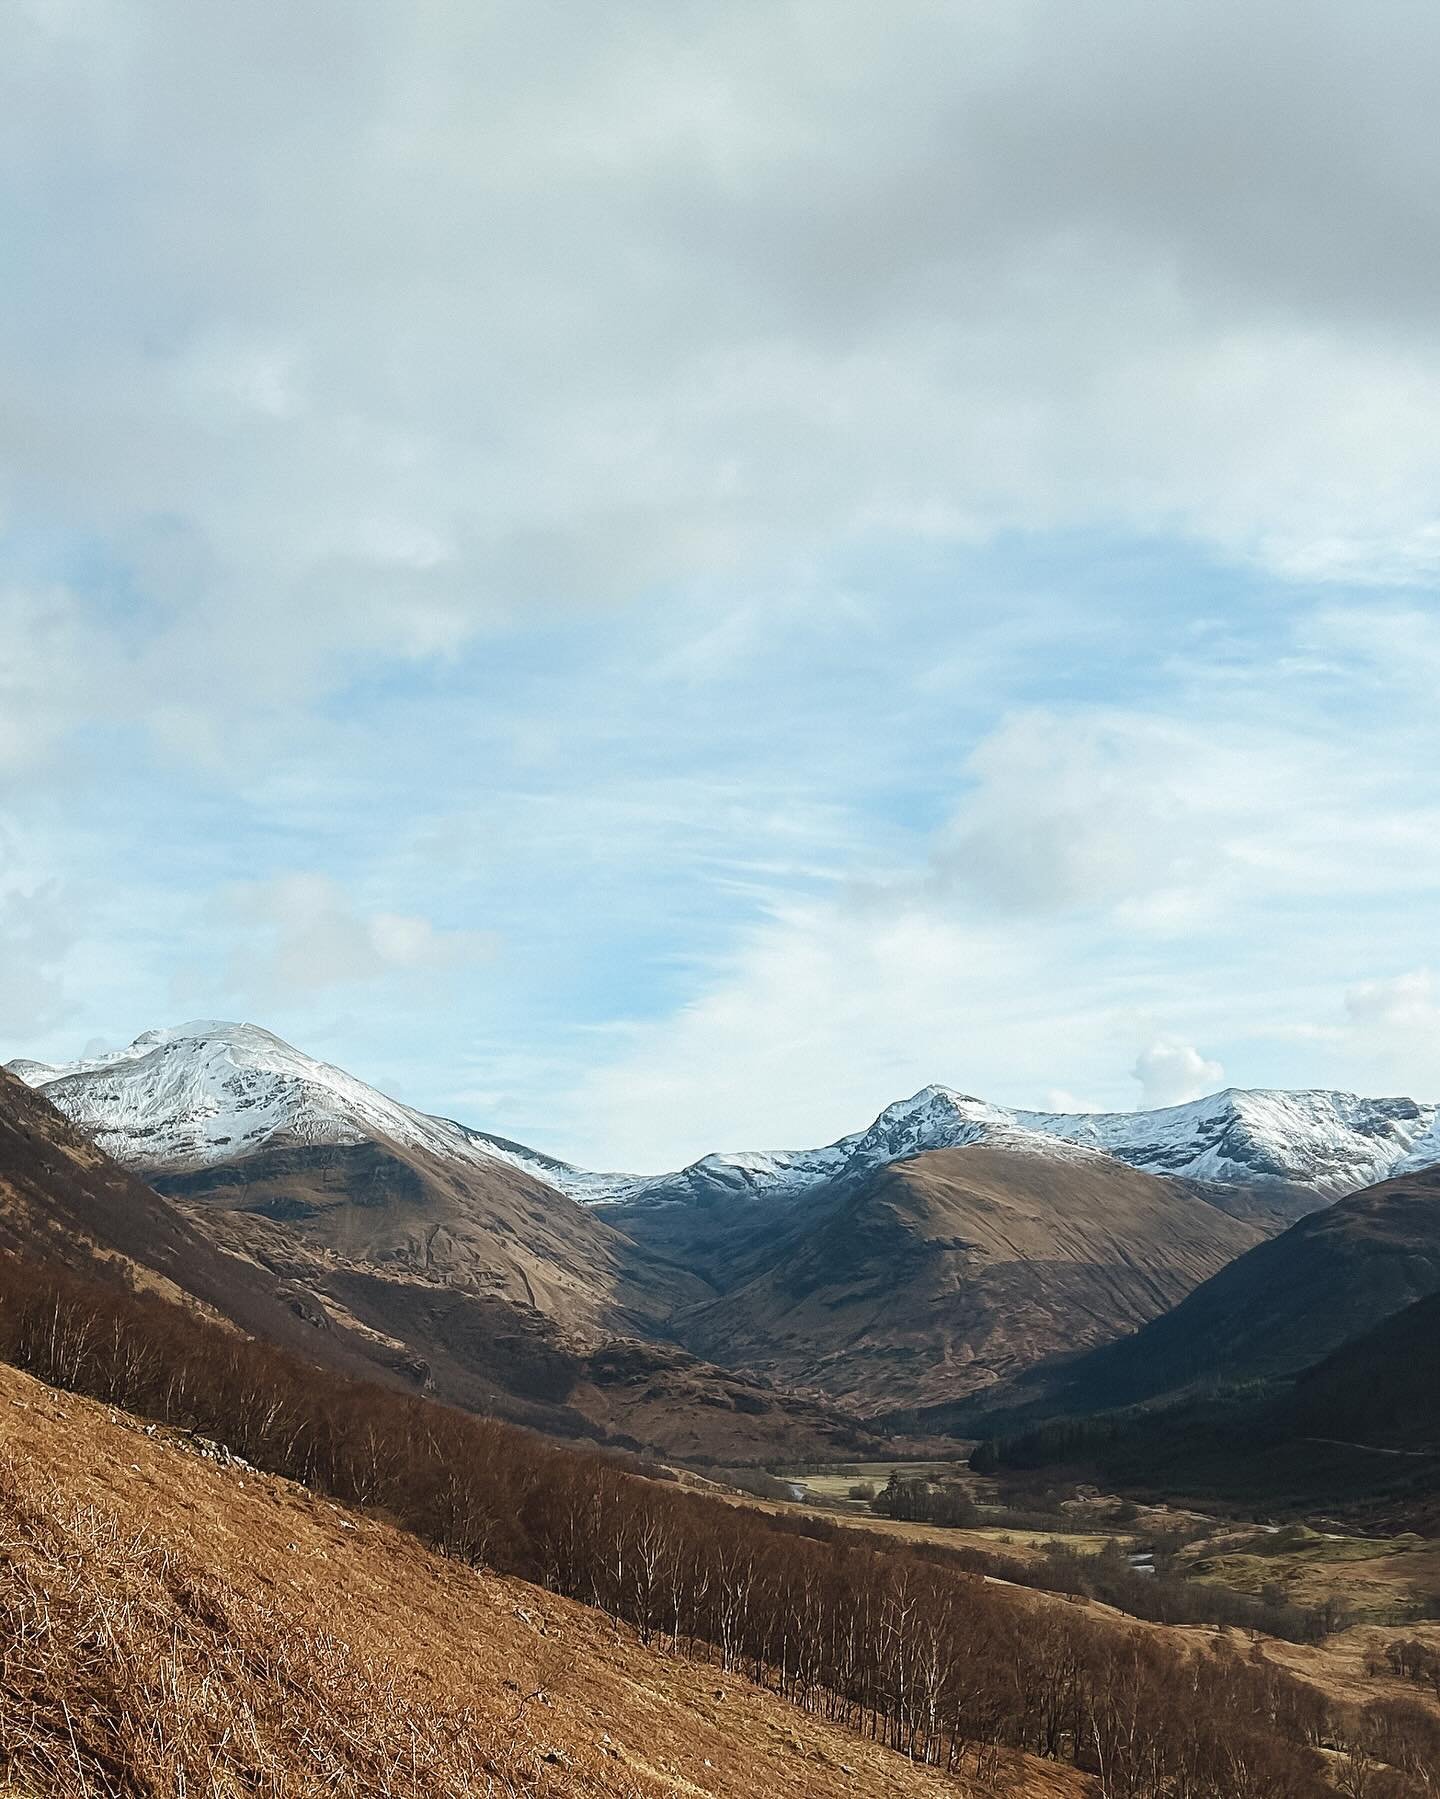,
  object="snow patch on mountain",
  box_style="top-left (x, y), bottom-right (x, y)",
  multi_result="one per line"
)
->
top-left (1016, 1088), bottom-right (1440, 1197)
top-left (572, 1087), bottom-right (1132, 1211)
